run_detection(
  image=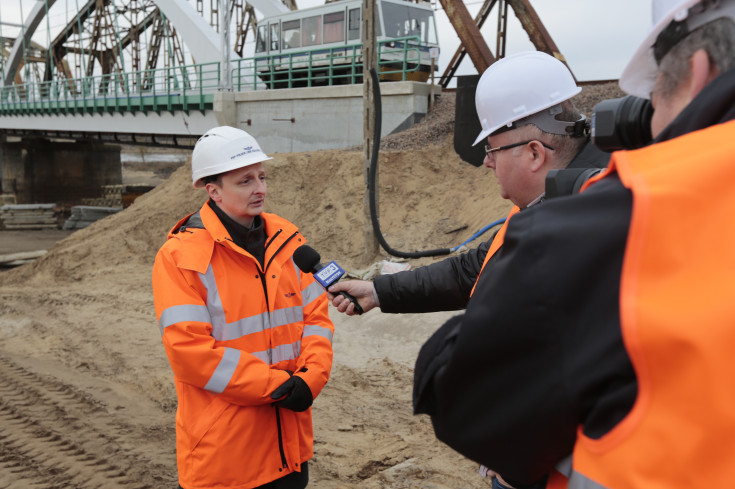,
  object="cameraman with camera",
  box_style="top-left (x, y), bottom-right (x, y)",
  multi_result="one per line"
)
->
top-left (414, 0), bottom-right (735, 487)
